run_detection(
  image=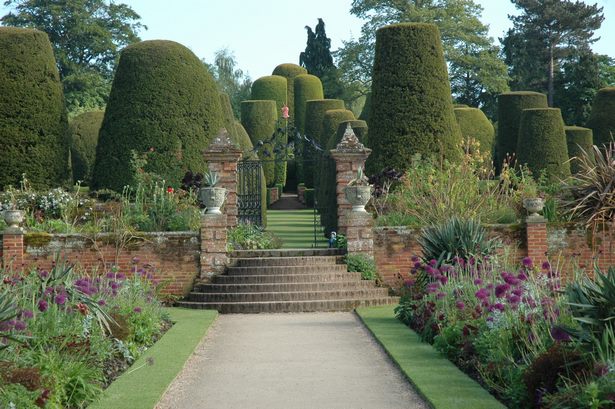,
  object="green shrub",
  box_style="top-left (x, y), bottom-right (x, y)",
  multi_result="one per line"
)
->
top-left (345, 253), bottom-right (378, 280)
top-left (227, 223), bottom-right (281, 251)
top-left (240, 100), bottom-right (278, 186)
top-left (272, 63), bottom-right (307, 124)
top-left (250, 75), bottom-right (287, 112)
top-left (586, 87), bottom-right (615, 147)
top-left (495, 91), bottom-right (548, 171)
top-left (70, 110), bottom-right (104, 185)
top-left (0, 27), bottom-right (70, 189)
top-left (219, 93), bottom-right (240, 145)
top-left (565, 126), bottom-right (594, 174)
top-left (92, 40), bottom-right (223, 191)
top-left (366, 23), bottom-right (462, 175)
top-left (454, 107), bottom-right (494, 160)
top-left (293, 74), bottom-right (324, 135)
top-left (358, 92), bottom-right (371, 124)
top-left (517, 108), bottom-right (571, 182)
top-left (235, 121), bottom-right (267, 227)
top-left (322, 109), bottom-right (356, 148)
